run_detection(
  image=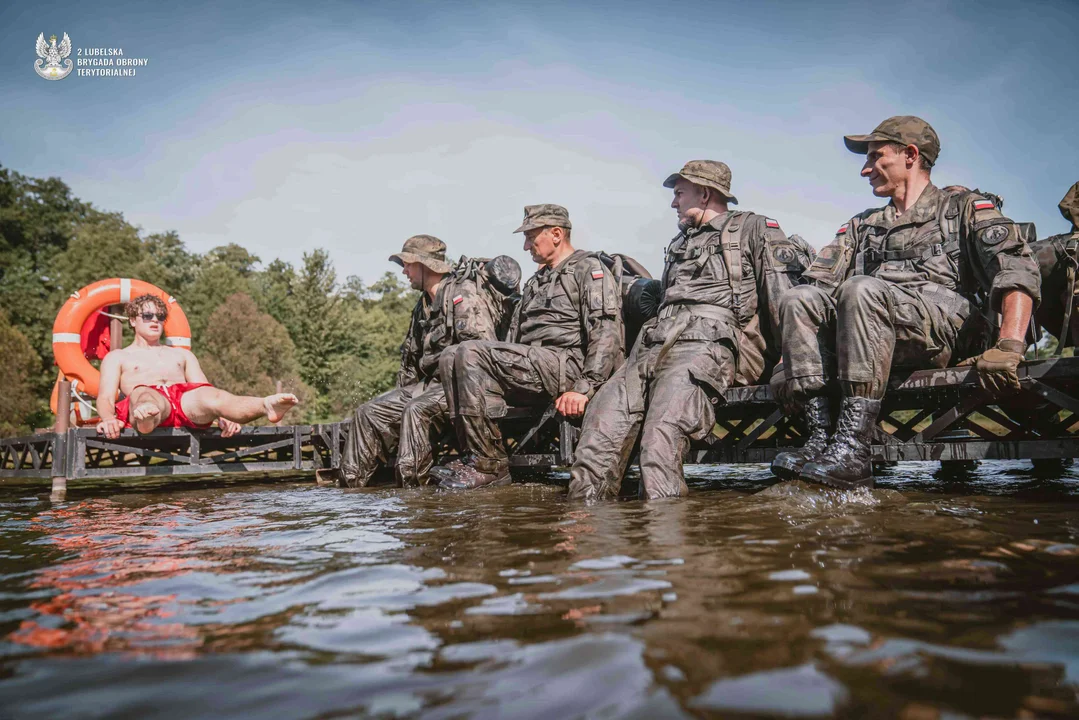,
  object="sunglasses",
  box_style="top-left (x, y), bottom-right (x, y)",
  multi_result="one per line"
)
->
top-left (138, 312), bottom-right (167, 322)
